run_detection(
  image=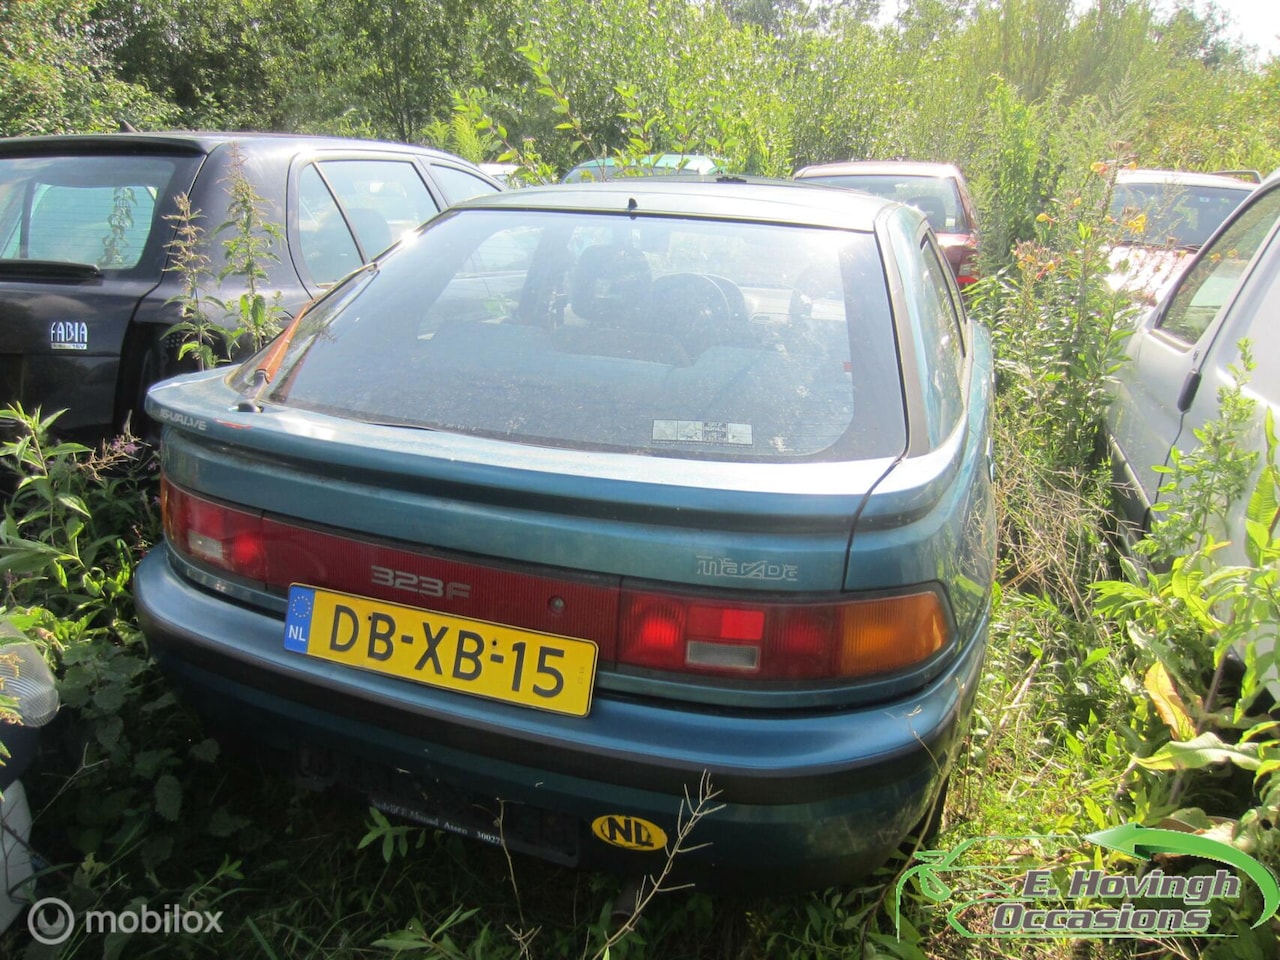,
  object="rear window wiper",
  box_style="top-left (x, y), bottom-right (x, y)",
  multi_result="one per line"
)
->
top-left (236, 263), bottom-right (378, 412)
top-left (0, 259), bottom-right (103, 281)
top-left (235, 305), bottom-right (311, 413)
